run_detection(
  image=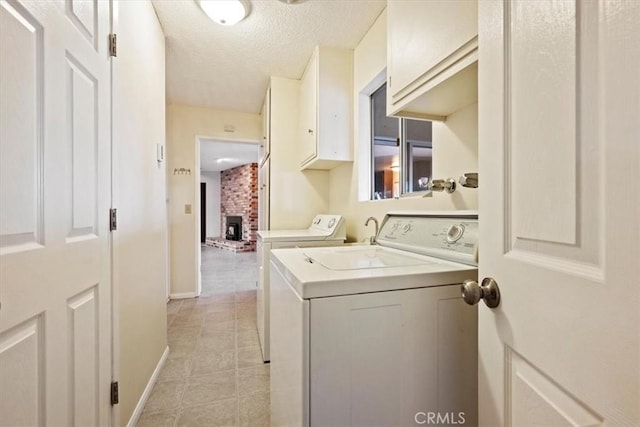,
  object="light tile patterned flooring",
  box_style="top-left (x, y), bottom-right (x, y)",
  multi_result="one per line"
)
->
top-left (137, 246), bottom-right (269, 427)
